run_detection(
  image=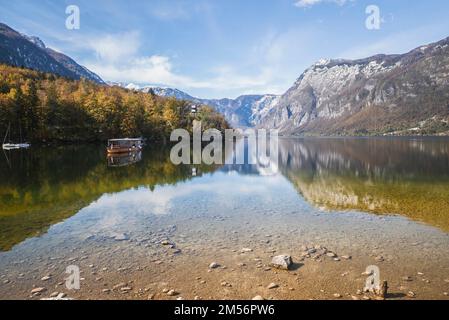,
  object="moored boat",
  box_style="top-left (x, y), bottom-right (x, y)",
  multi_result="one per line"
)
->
top-left (107, 138), bottom-right (144, 154)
